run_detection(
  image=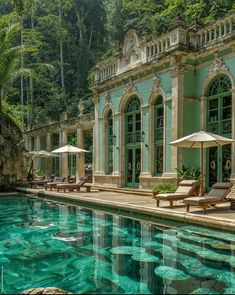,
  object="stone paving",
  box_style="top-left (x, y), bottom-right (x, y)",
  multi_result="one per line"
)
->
top-left (10, 187), bottom-right (235, 231)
